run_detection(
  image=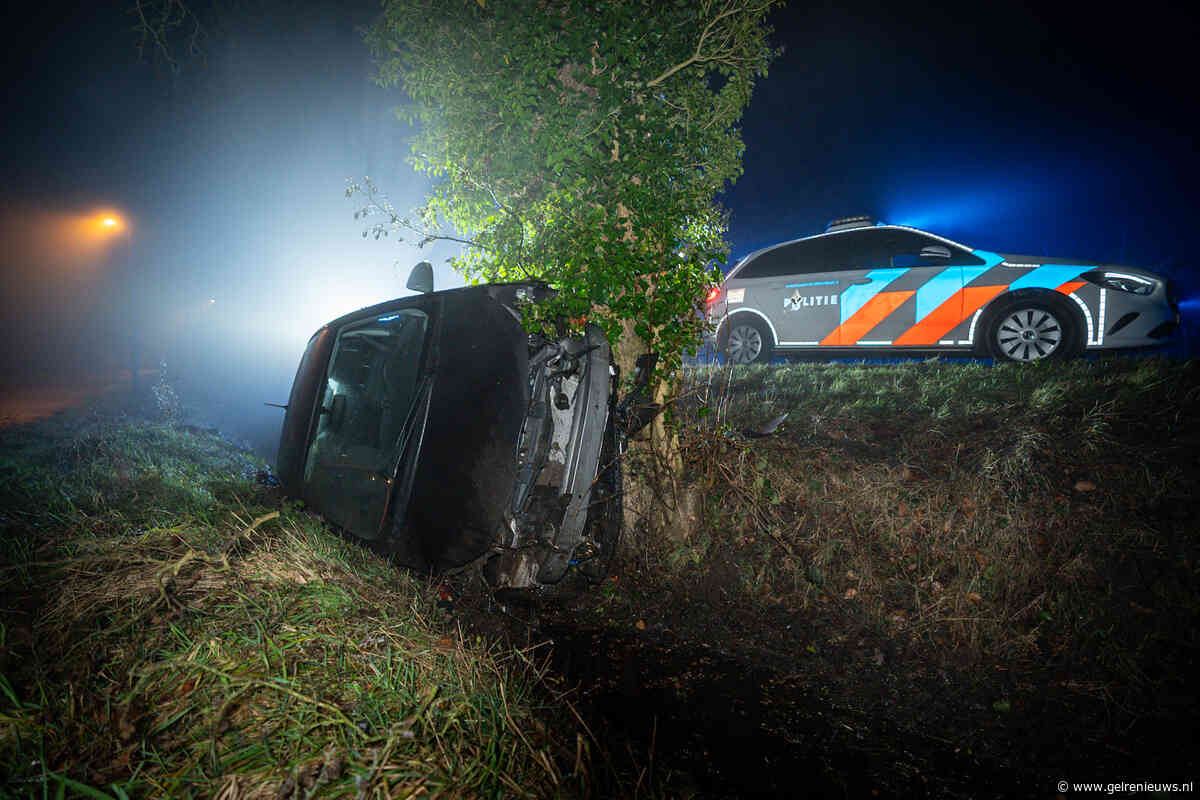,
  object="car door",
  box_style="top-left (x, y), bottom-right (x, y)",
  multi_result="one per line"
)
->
top-left (739, 239), bottom-right (847, 347)
top-left (799, 230), bottom-right (895, 347)
top-left (816, 228), bottom-right (984, 347)
top-left (301, 307), bottom-right (430, 540)
top-left (884, 230), bottom-right (989, 347)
